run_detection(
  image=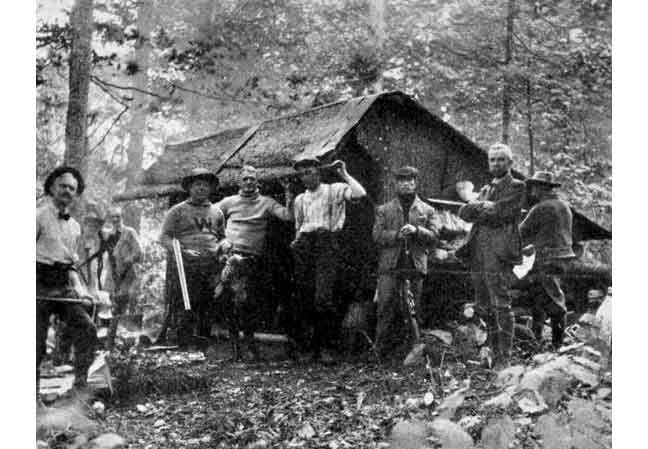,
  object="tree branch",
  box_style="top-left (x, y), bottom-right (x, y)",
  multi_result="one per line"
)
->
top-left (88, 105), bottom-right (130, 154)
